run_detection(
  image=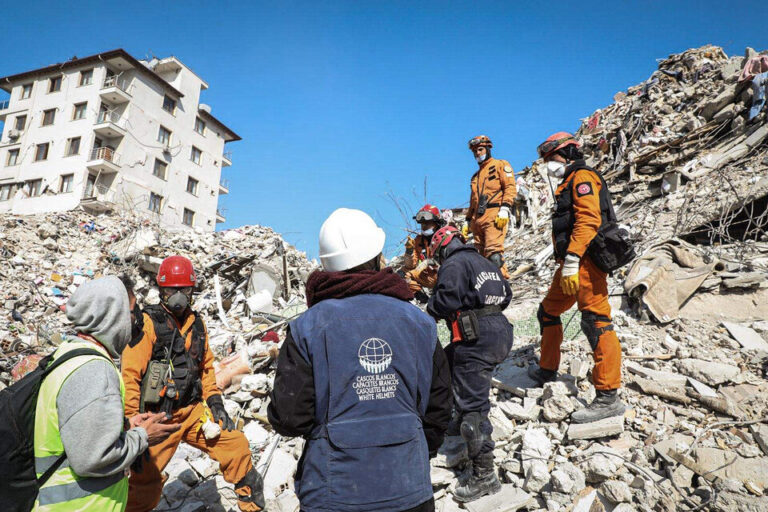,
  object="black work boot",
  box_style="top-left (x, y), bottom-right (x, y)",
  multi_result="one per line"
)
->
top-left (453, 453), bottom-right (501, 503)
top-left (234, 468), bottom-right (265, 511)
top-left (527, 365), bottom-right (558, 387)
top-left (571, 389), bottom-right (626, 424)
